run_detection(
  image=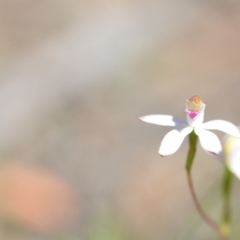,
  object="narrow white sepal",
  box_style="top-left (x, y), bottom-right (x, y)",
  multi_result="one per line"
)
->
top-left (159, 126), bottom-right (193, 156)
top-left (202, 120), bottom-right (240, 138)
top-left (139, 115), bottom-right (186, 127)
top-left (195, 128), bottom-right (222, 155)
